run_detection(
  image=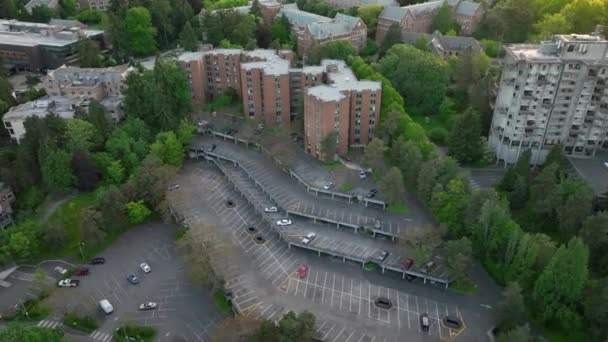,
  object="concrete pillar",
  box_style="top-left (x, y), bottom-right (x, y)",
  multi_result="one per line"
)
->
top-left (354, 226), bottom-right (358, 233)
top-left (402, 272), bottom-right (405, 279)
top-left (382, 267), bottom-right (385, 274)
top-left (445, 282), bottom-right (448, 289)
top-left (288, 243), bottom-right (291, 249)
top-left (318, 250), bottom-right (321, 257)
top-left (424, 278), bottom-right (427, 284)
top-left (343, 257), bottom-right (346, 262)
